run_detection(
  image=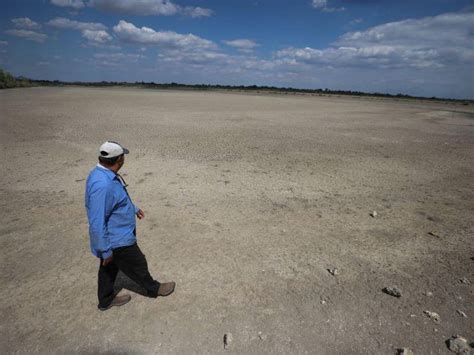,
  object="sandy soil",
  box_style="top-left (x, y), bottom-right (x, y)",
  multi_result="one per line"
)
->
top-left (1, 87), bottom-right (473, 354)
